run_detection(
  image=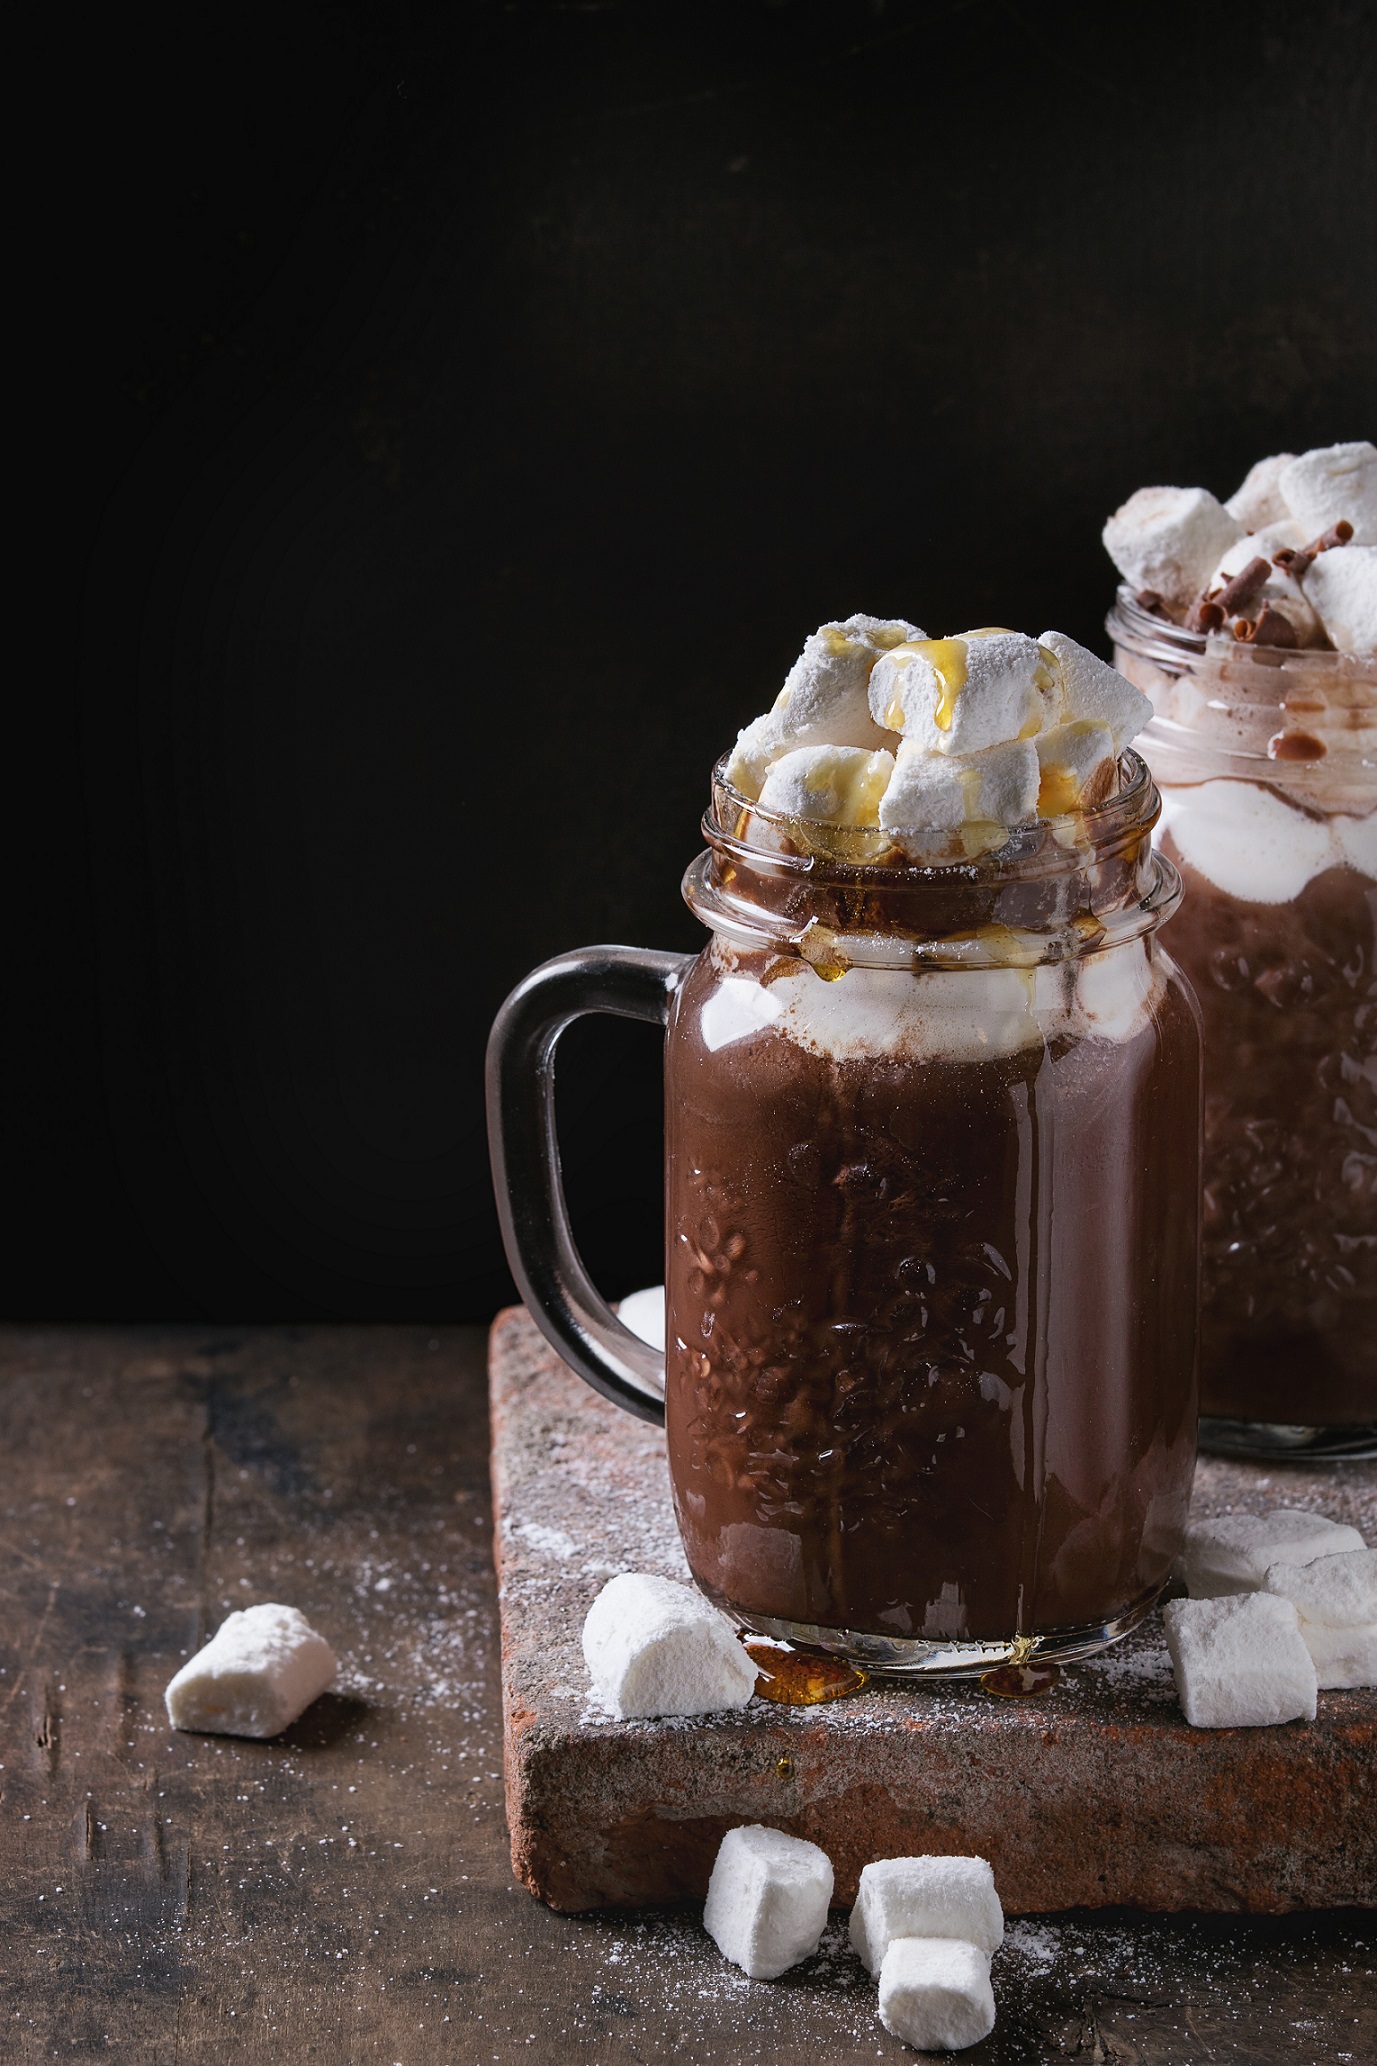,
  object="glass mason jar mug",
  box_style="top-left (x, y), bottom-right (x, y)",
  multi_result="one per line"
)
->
top-left (488, 753), bottom-right (1202, 1674)
top-left (1110, 589), bottom-right (1377, 1459)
